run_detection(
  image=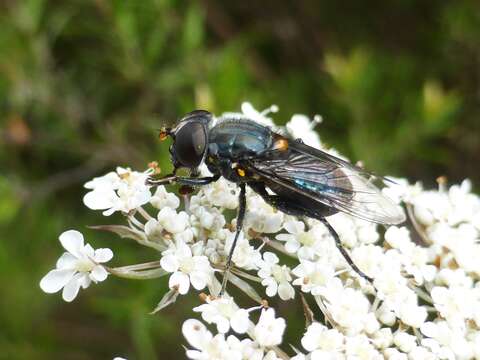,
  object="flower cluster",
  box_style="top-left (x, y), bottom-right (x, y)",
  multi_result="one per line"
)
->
top-left (40, 103), bottom-right (480, 359)
top-left (183, 306), bottom-right (286, 360)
